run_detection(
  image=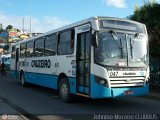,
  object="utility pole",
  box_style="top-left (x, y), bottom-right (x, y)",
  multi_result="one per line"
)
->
top-left (22, 18), bottom-right (24, 34)
top-left (29, 0), bottom-right (32, 37)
